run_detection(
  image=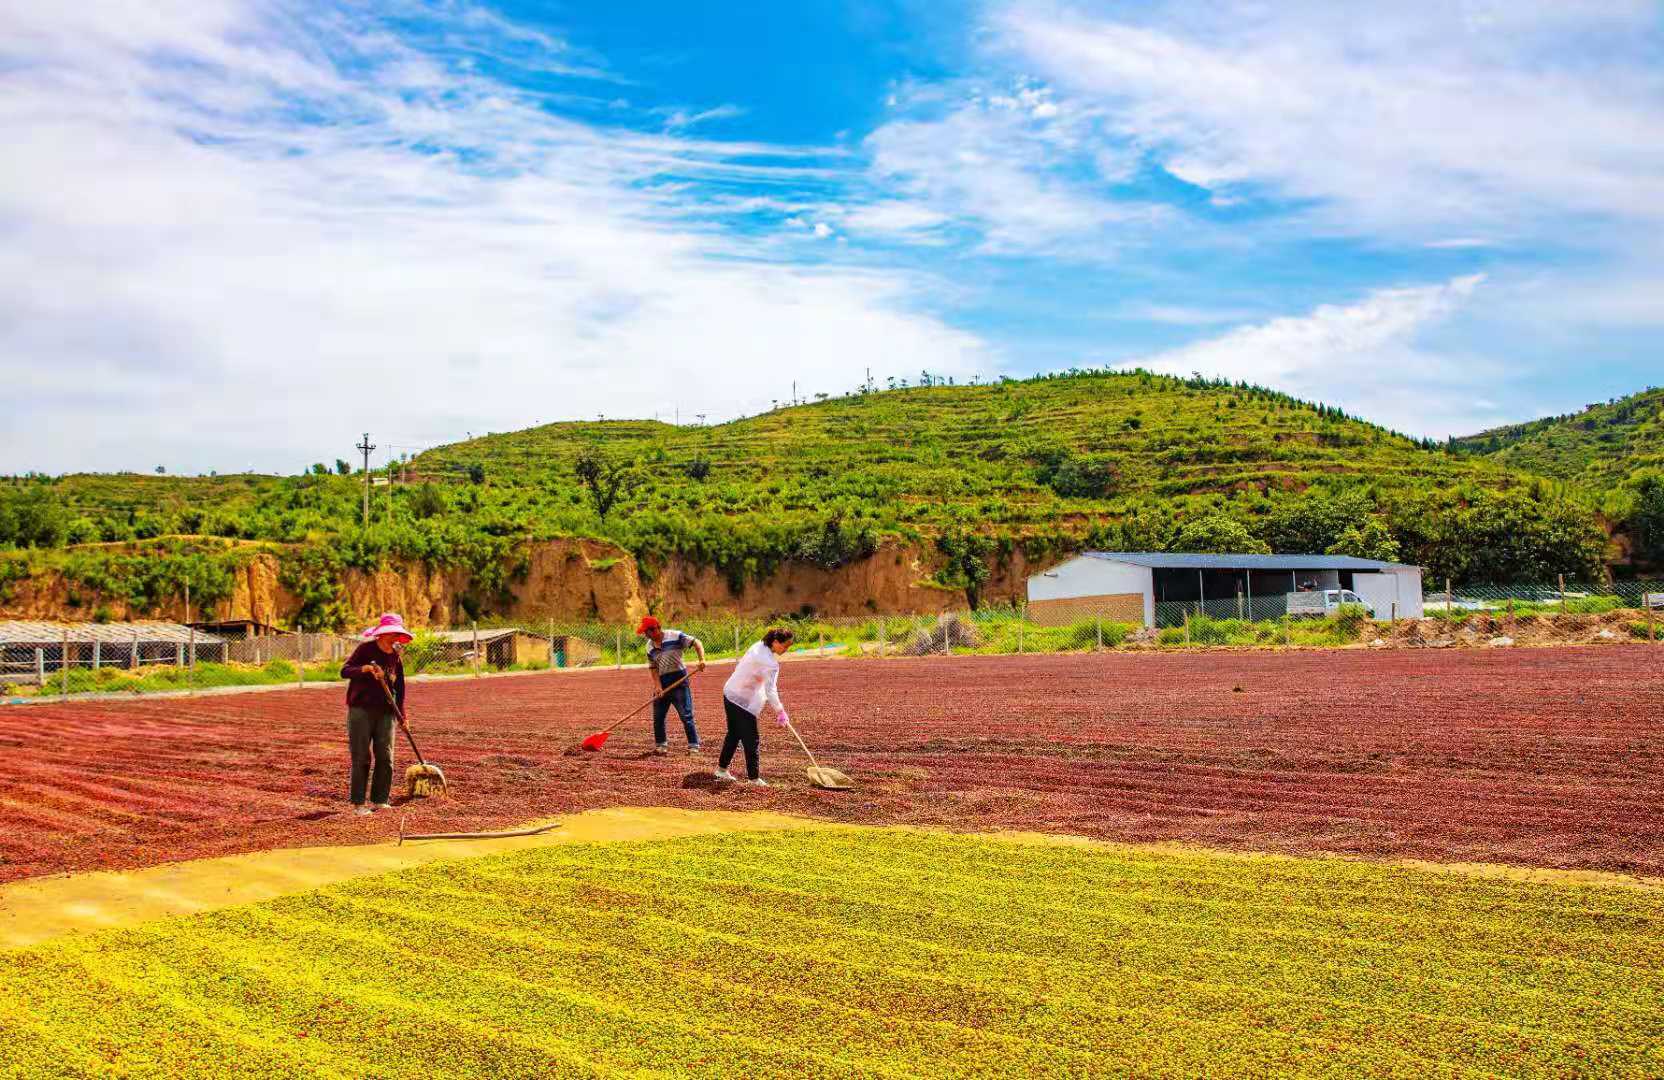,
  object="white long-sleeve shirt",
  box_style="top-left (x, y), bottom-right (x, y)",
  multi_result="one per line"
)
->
top-left (723, 640), bottom-right (783, 717)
